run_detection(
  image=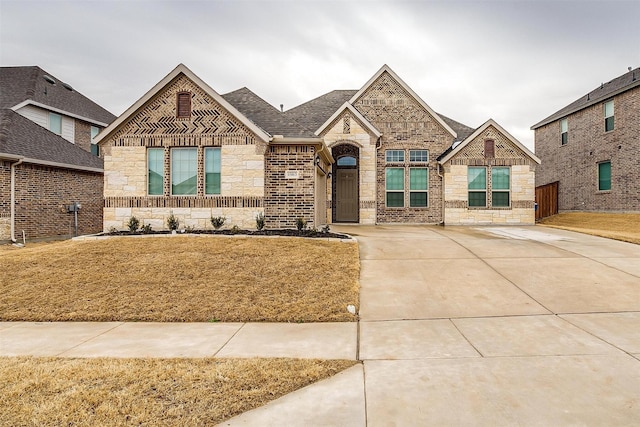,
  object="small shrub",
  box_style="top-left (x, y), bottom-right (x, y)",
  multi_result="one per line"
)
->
top-left (321, 225), bottom-right (331, 234)
top-left (126, 216), bottom-right (140, 232)
top-left (184, 225), bottom-right (196, 233)
top-left (108, 226), bottom-right (118, 234)
top-left (255, 212), bottom-right (265, 231)
top-left (140, 223), bottom-right (153, 234)
top-left (295, 217), bottom-right (307, 232)
top-left (210, 216), bottom-right (226, 230)
top-left (167, 213), bottom-right (179, 231)
top-left (308, 227), bottom-right (318, 236)
top-left (230, 225), bottom-right (241, 235)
